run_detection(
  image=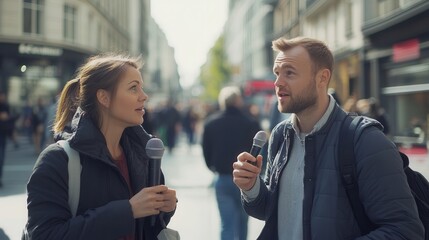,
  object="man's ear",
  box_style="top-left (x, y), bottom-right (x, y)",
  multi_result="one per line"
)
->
top-left (317, 69), bottom-right (331, 88)
top-left (96, 89), bottom-right (111, 108)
